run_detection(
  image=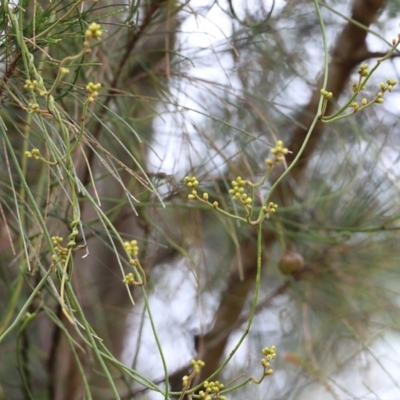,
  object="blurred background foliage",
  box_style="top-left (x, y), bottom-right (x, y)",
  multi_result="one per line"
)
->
top-left (1, 0), bottom-right (400, 399)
